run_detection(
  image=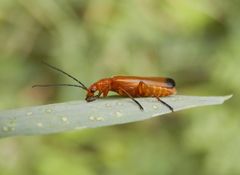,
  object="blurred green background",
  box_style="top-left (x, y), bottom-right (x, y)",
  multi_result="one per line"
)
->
top-left (0, 0), bottom-right (239, 174)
